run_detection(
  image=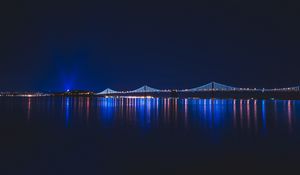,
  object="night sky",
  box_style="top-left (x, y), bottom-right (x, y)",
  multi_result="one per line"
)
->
top-left (1, 0), bottom-right (299, 91)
